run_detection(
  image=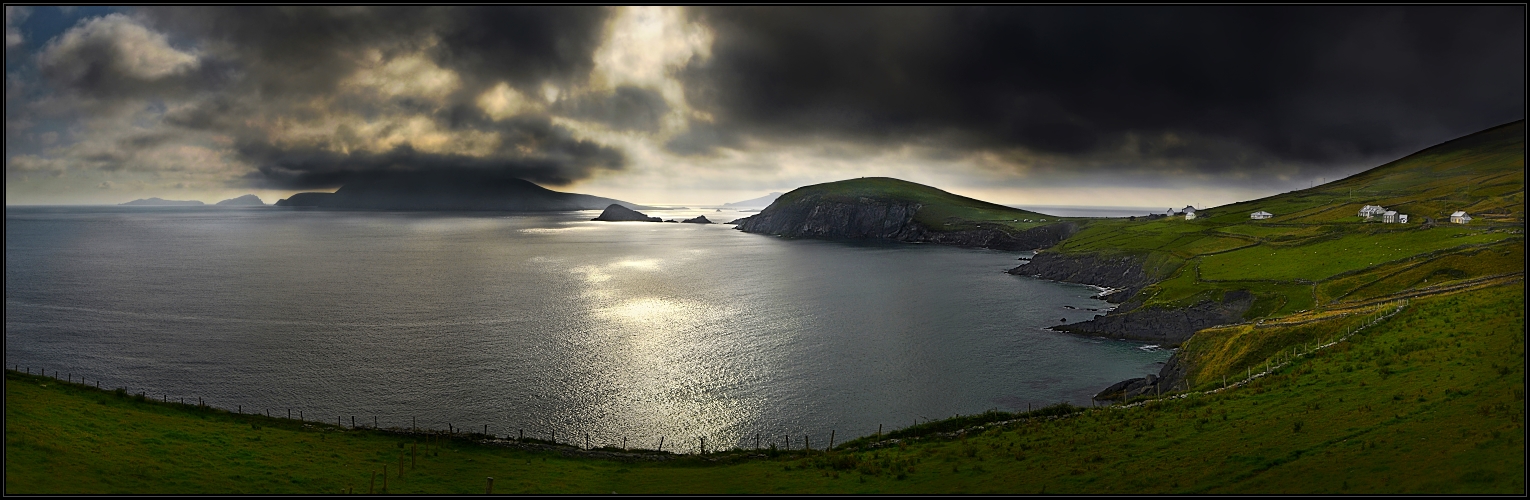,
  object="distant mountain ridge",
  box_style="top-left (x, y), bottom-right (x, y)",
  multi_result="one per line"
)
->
top-left (722, 192), bottom-right (783, 207)
top-left (274, 171), bottom-right (647, 211)
top-left (216, 194), bottom-right (265, 206)
top-left (121, 197), bottom-right (203, 206)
